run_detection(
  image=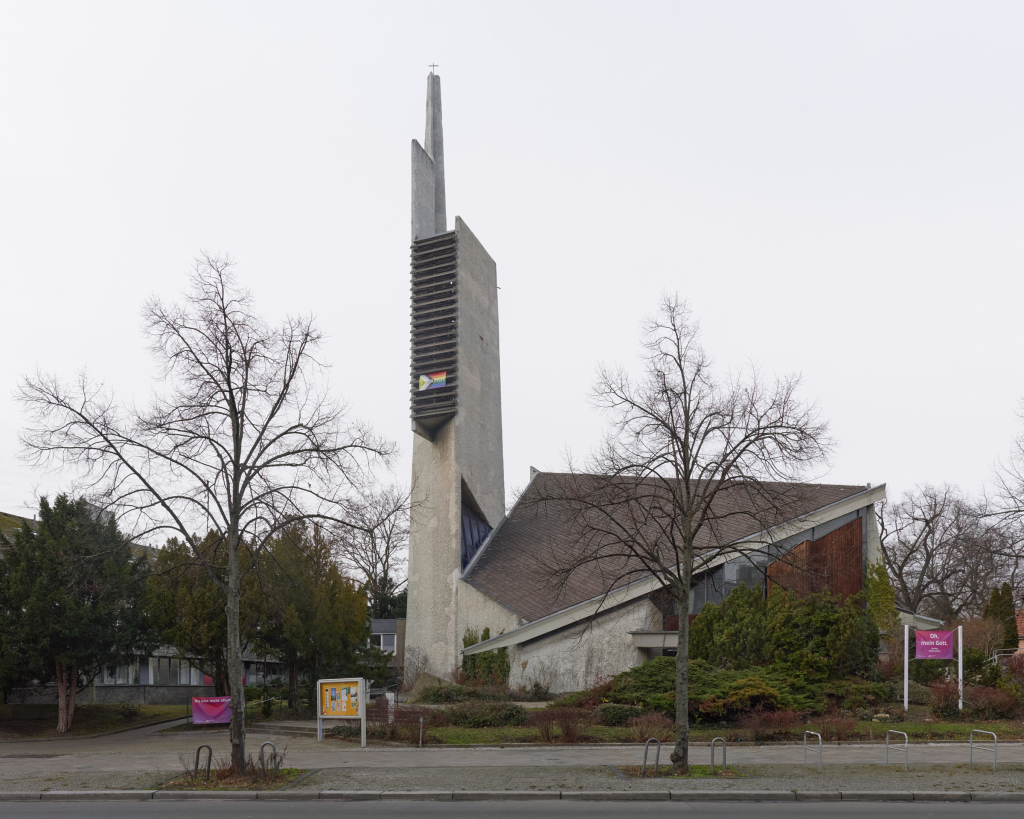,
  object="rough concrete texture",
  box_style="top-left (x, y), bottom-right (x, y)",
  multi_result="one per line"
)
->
top-left (406, 217), bottom-right (505, 680)
top-left (424, 73), bottom-right (446, 235)
top-left (505, 599), bottom-right (658, 693)
top-left (410, 141), bottom-right (435, 242)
